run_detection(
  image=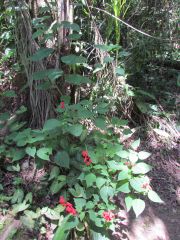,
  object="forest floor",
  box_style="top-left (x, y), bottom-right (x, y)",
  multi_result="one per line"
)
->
top-left (126, 133), bottom-right (180, 240)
